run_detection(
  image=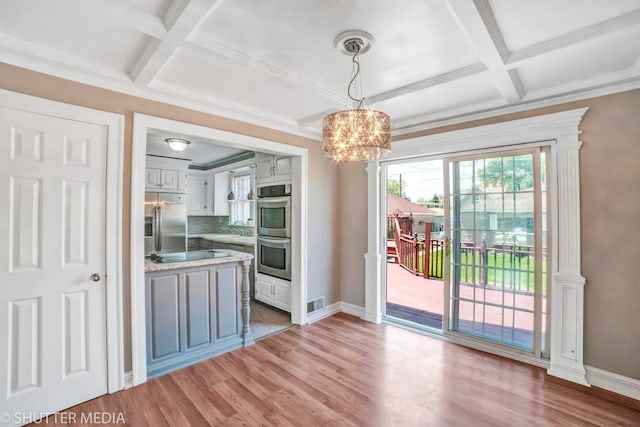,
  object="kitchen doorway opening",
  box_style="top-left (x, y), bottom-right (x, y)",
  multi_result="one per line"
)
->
top-left (130, 113), bottom-right (308, 386)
